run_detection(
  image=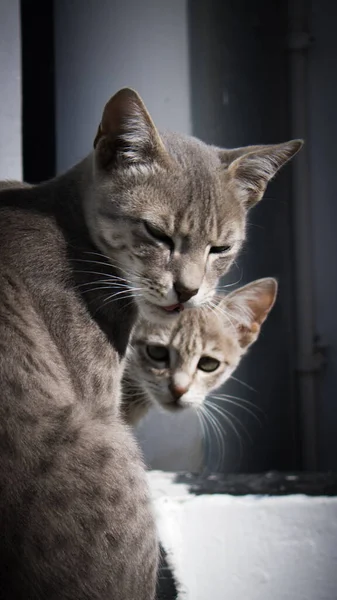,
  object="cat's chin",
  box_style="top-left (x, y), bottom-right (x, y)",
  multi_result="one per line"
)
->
top-left (137, 300), bottom-right (181, 324)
